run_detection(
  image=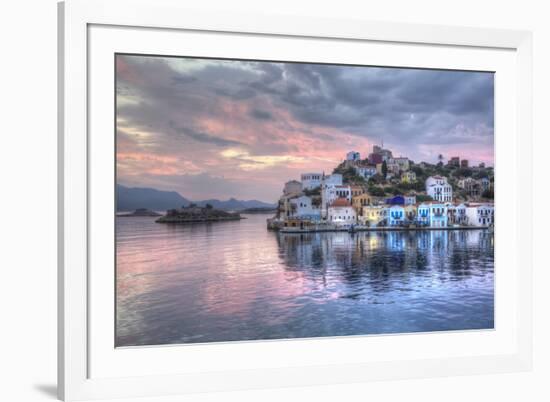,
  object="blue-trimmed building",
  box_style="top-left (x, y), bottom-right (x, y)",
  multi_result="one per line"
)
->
top-left (416, 202), bottom-right (448, 228)
top-left (388, 205), bottom-right (406, 226)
